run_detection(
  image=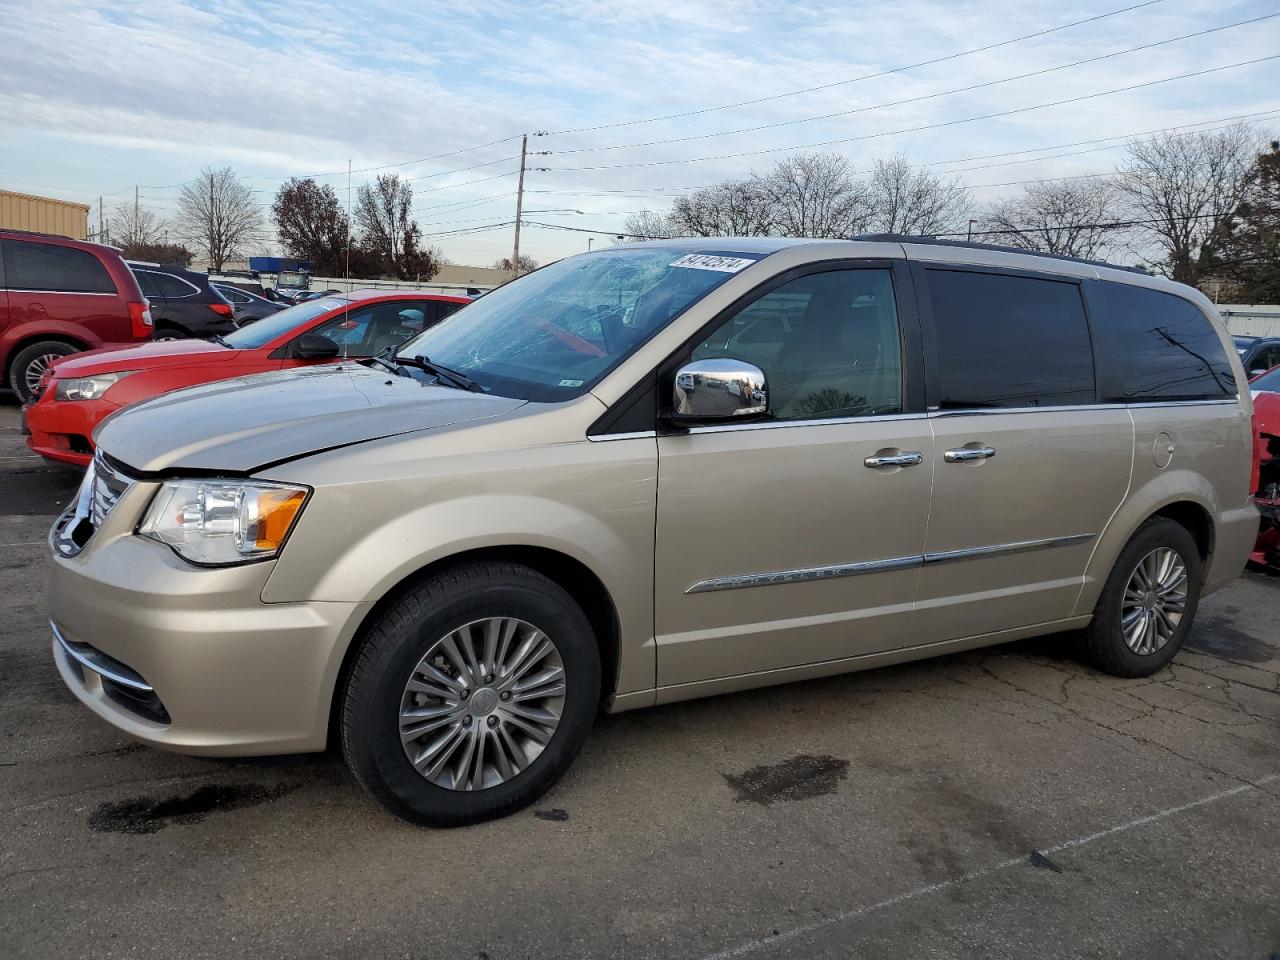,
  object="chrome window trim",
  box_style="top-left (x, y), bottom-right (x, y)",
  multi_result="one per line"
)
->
top-left (586, 430), bottom-right (658, 442)
top-left (928, 399), bottom-right (1238, 417)
top-left (51, 621), bottom-right (153, 692)
top-left (684, 411), bottom-right (928, 435)
top-left (3, 288), bottom-right (117, 296)
top-left (685, 533), bottom-right (1095, 594)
